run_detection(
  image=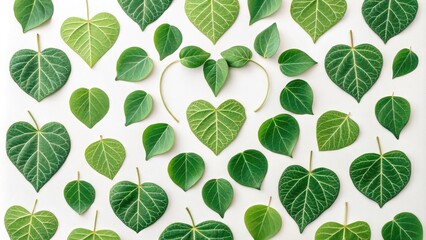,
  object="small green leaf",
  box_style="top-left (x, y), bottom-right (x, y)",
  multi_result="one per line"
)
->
top-left (244, 198), bottom-right (282, 240)
top-left (221, 46), bottom-right (253, 68)
top-left (179, 46), bottom-right (211, 68)
top-left (248, 0), bottom-right (282, 25)
top-left (254, 23), bottom-right (280, 58)
top-left (382, 212), bottom-right (423, 240)
top-left (124, 90), bottom-right (153, 126)
top-left (228, 150), bottom-right (268, 190)
top-left (116, 47), bottom-right (154, 82)
top-left (154, 24), bottom-right (183, 60)
top-left (316, 111), bottom-right (359, 151)
top-left (280, 79), bottom-right (314, 115)
top-left (375, 95), bottom-right (410, 139)
top-left (203, 59), bottom-right (229, 96)
top-left (69, 88), bottom-right (110, 129)
top-left (64, 172), bottom-right (95, 214)
top-left (393, 48), bottom-right (419, 79)
top-left (143, 123), bottom-right (175, 160)
top-left (258, 114), bottom-right (300, 157)
top-left (168, 153), bottom-right (205, 191)
top-left (14, 0), bottom-right (54, 32)
top-left (68, 211), bottom-right (120, 240)
top-left (278, 49), bottom-right (317, 76)
top-left (202, 178), bottom-right (234, 218)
